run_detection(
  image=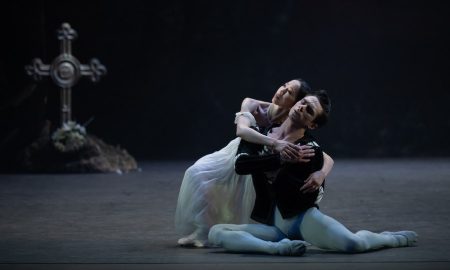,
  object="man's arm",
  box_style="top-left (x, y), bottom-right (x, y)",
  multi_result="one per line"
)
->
top-left (235, 138), bottom-right (318, 175)
top-left (234, 138), bottom-right (282, 175)
top-left (300, 151), bottom-right (334, 193)
top-left (235, 151), bottom-right (282, 175)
